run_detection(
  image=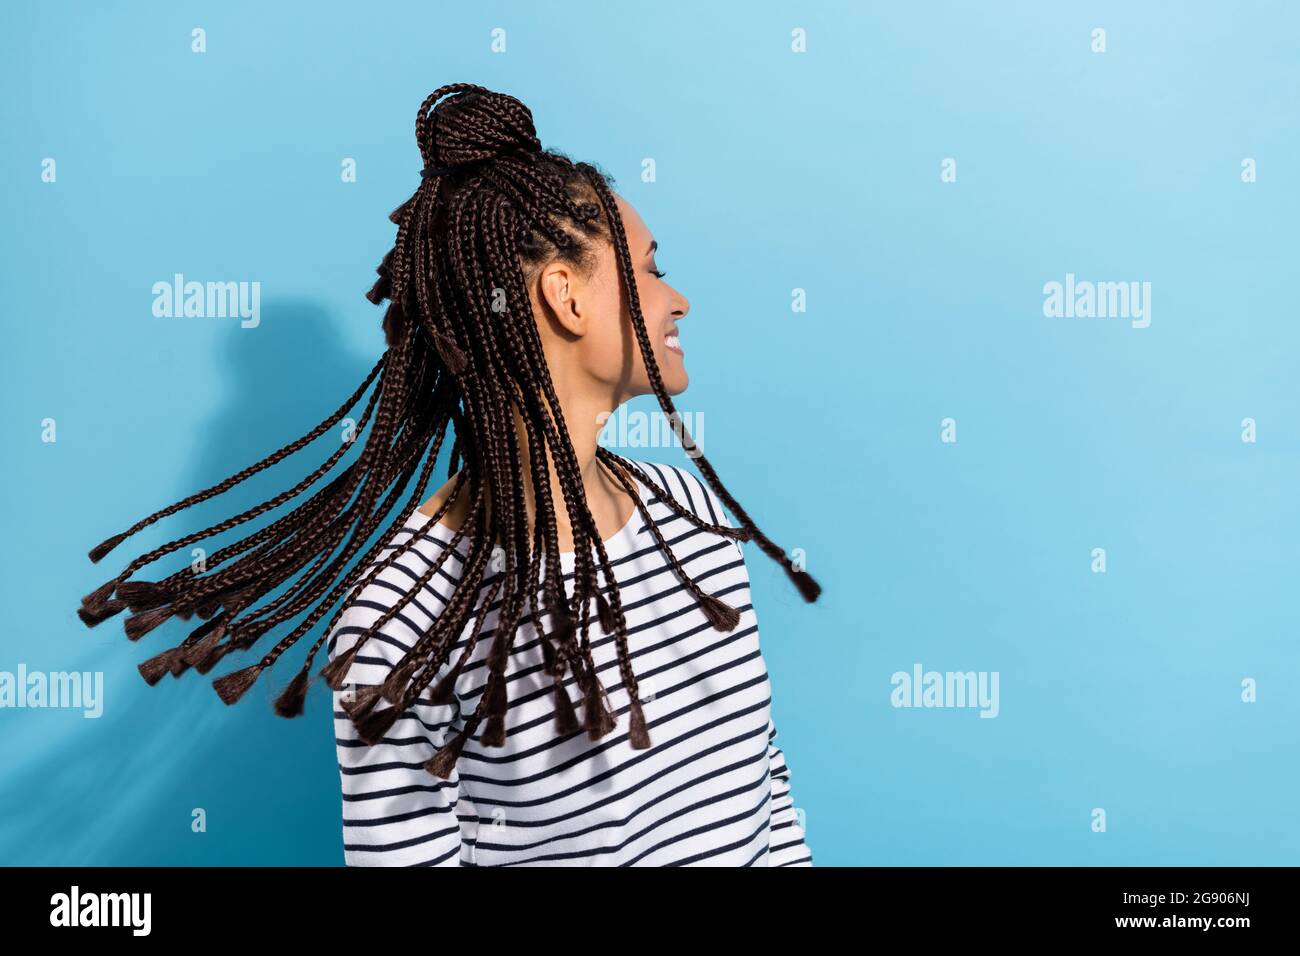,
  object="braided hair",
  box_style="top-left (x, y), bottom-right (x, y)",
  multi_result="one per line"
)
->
top-left (77, 83), bottom-right (822, 780)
